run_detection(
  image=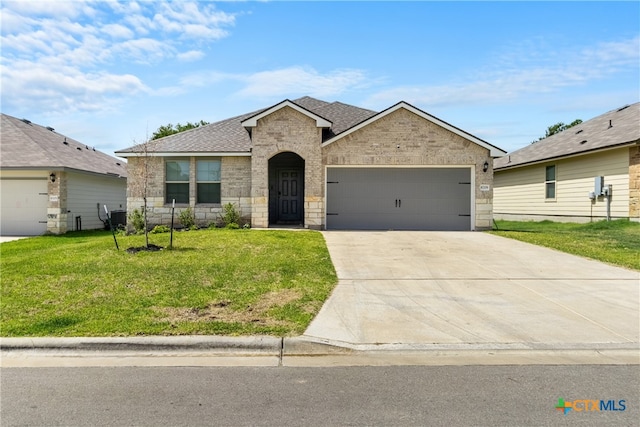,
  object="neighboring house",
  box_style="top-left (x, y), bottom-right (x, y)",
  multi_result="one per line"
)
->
top-left (0, 113), bottom-right (127, 235)
top-left (116, 97), bottom-right (506, 231)
top-left (494, 102), bottom-right (640, 223)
